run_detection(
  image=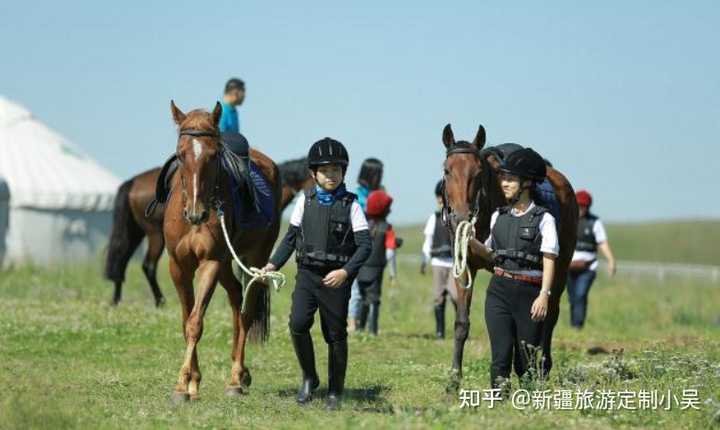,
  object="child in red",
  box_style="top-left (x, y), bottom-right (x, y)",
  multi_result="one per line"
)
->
top-left (355, 190), bottom-right (398, 335)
